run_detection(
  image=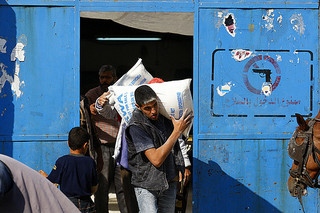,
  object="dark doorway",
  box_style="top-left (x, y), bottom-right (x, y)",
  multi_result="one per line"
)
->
top-left (80, 17), bottom-right (193, 95)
